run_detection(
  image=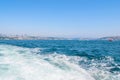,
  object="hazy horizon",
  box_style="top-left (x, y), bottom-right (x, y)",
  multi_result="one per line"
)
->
top-left (0, 0), bottom-right (120, 38)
